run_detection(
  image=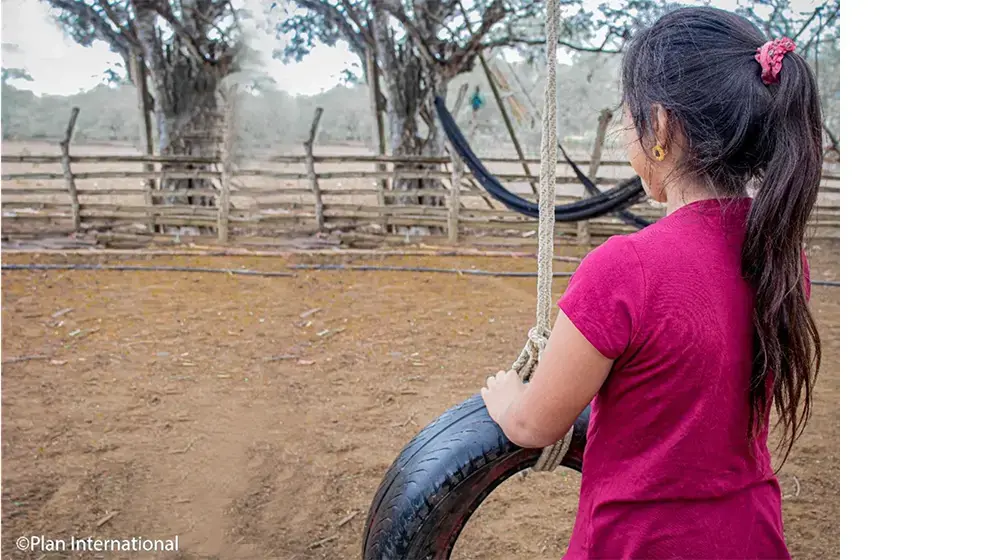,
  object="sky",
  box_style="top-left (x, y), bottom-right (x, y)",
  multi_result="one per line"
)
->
top-left (0, 0), bottom-right (816, 97)
top-left (0, 0), bottom-right (361, 96)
